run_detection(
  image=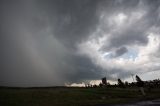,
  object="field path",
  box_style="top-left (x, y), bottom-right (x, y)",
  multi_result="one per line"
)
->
top-left (97, 99), bottom-right (160, 106)
top-left (122, 99), bottom-right (160, 106)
